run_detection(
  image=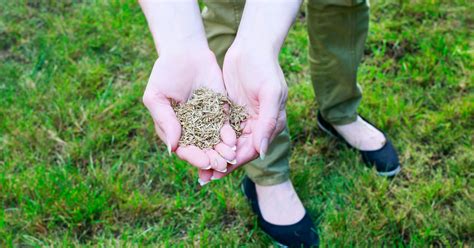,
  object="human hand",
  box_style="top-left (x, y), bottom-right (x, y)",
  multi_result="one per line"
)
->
top-left (143, 49), bottom-right (237, 173)
top-left (200, 43), bottom-right (288, 181)
top-left (196, 0), bottom-right (300, 182)
top-left (140, 0), bottom-right (240, 183)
